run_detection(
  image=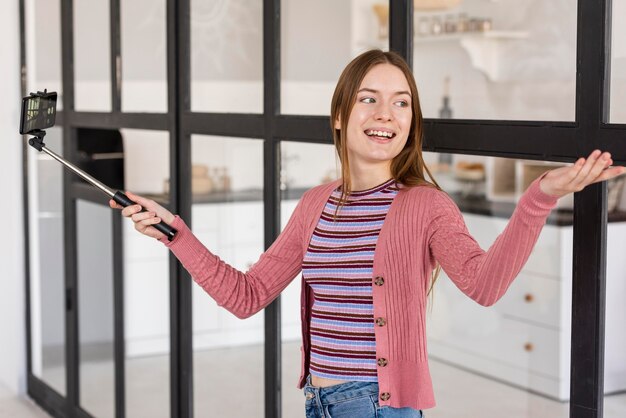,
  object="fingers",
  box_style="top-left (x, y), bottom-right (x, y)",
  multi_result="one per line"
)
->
top-left (131, 210), bottom-right (156, 224)
top-left (126, 191), bottom-right (152, 207)
top-left (134, 214), bottom-right (162, 232)
top-left (109, 191), bottom-right (167, 239)
top-left (134, 216), bottom-right (164, 240)
top-left (588, 166), bottom-right (624, 184)
top-left (569, 150), bottom-right (612, 190)
top-left (121, 204), bottom-right (143, 218)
